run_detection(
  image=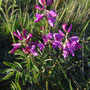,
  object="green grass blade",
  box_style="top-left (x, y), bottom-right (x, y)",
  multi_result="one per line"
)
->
top-left (69, 79), bottom-right (73, 90)
top-left (57, 8), bottom-right (66, 24)
top-left (80, 20), bottom-right (90, 37)
top-left (57, 60), bottom-right (68, 81)
top-left (0, 0), bottom-right (2, 8)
